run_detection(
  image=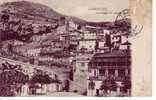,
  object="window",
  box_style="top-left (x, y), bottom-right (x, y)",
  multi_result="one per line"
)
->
top-left (99, 69), bottom-right (105, 75)
top-left (94, 70), bottom-right (96, 76)
top-left (81, 62), bottom-right (85, 66)
top-left (81, 45), bottom-right (85, 49)
top-left (81, 70), bottom-right (85, 72)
